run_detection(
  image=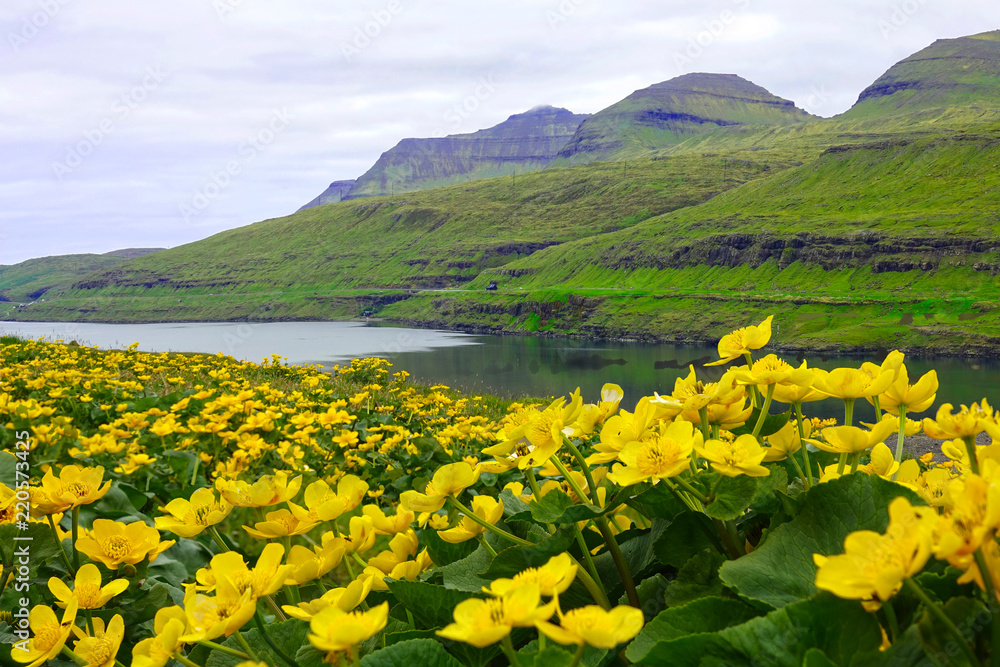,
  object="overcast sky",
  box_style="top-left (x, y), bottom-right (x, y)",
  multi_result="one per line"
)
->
top-left (1, 1), bottom-right (997, 265)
